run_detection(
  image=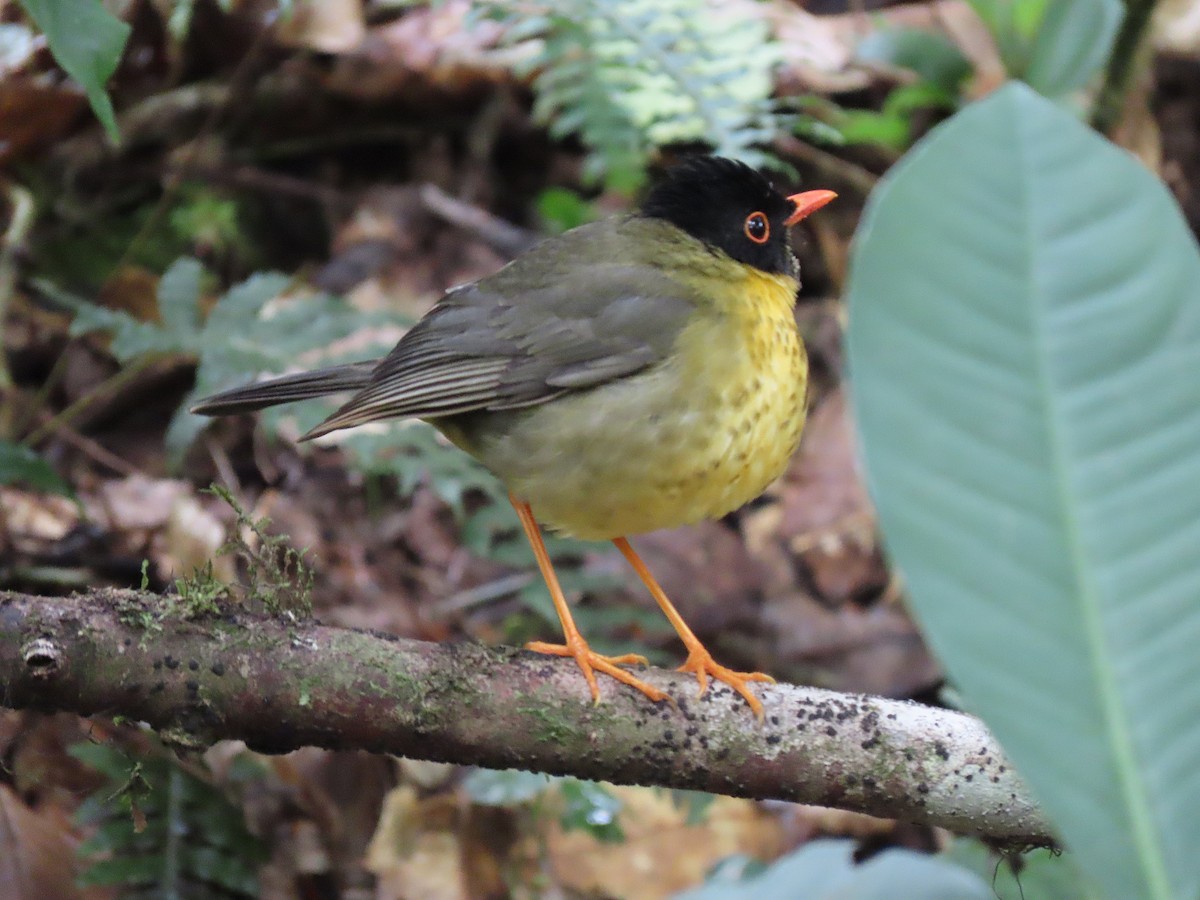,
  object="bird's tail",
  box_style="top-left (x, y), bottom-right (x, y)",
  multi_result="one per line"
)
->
top-left (189, 361), bottom-right (378, 417)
